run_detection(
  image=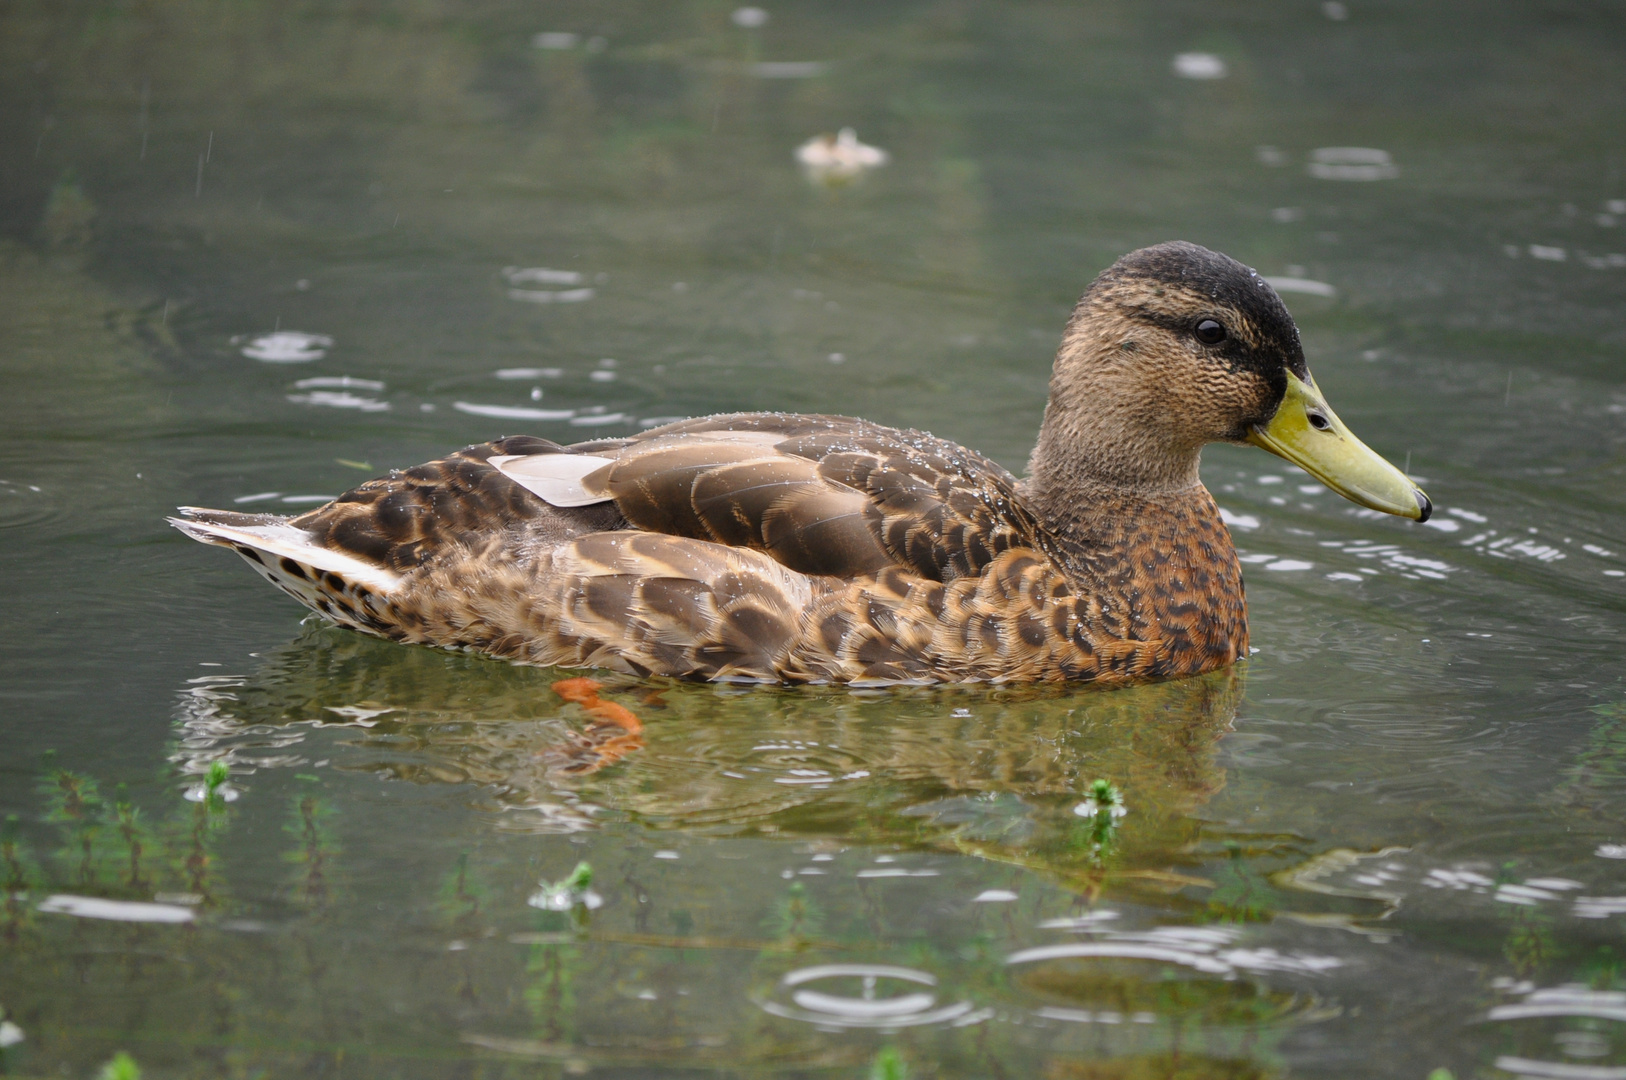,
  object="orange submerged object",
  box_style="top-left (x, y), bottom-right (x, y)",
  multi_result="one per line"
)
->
top-left (550, 677), bottom-right (644, 773)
